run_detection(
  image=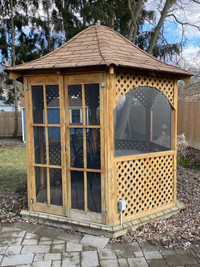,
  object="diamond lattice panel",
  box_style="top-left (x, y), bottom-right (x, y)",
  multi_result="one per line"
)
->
top-left (115, 72), bottom-right (174, 107)
top-left (46, 85), bottom-right (59, 105)
top-left (116, 154), bottom-right (174, 218)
